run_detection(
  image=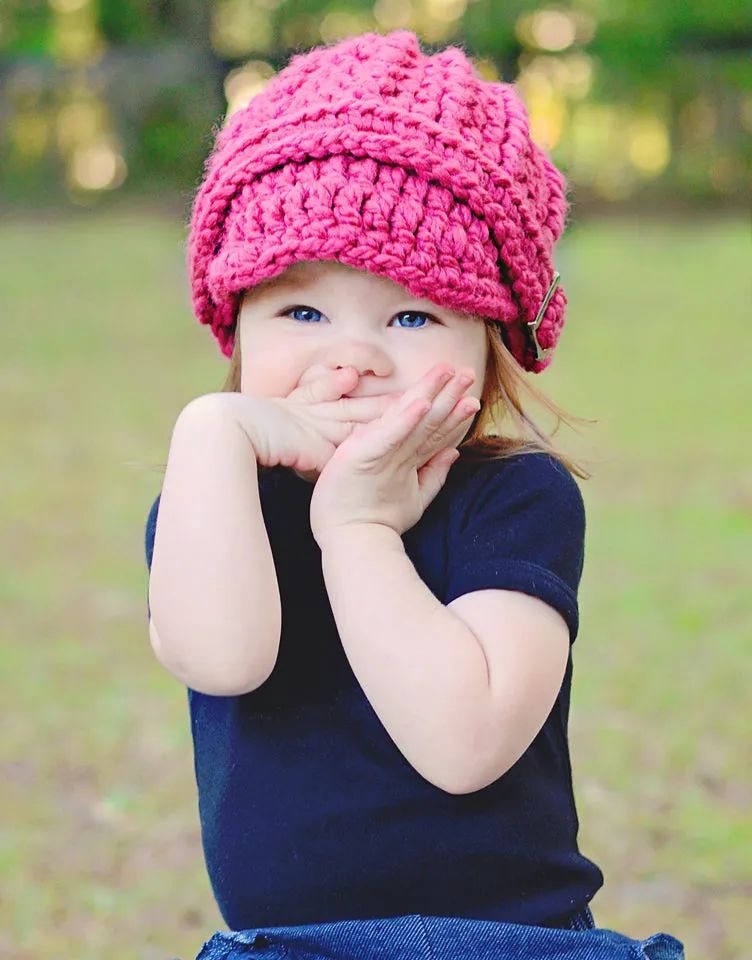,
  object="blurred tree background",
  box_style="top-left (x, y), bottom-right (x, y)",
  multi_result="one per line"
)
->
top-left (0, 0), bottom-right (749, 209)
